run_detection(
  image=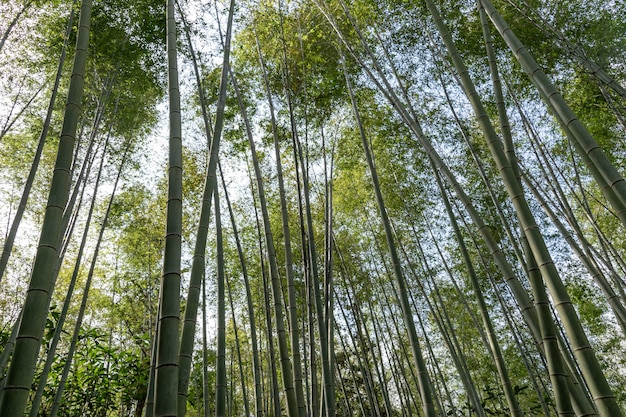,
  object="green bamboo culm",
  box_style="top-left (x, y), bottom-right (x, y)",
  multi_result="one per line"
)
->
top-left (49, 141), bottom-right (129, 417)
top-left (522, 238), bottom-right (574, 416)
top-left (244, 82), bottom-right (300, 417)
top-left (29, 134), bottom-right (109, 417)
top-left (434, 167), bottom-right (524, 417)
top-left (0, 3), bottom-right (74, 285)
top-left (478, 0), bottom-right (626, 228)
top-left (215, 185), bottom-right (227, 417)
top-left (0, 1), bottom-right (92, 415)
top-left (220, 161), bottom-right (262, 417)
top-left (273, 9), bottom-right (310, 415)
top-left (423, 0), bottom-right (622, 415)
top-left (342, 58), bottom-right (437, 417)
top-left (255, 25), bottom-right (300, 416)
top-left (153, 0), bottom-right (183, 415)
top-left (176, 0), bottom-right (235, 413)
top-left (0, 7), bottom-right (74, 403)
